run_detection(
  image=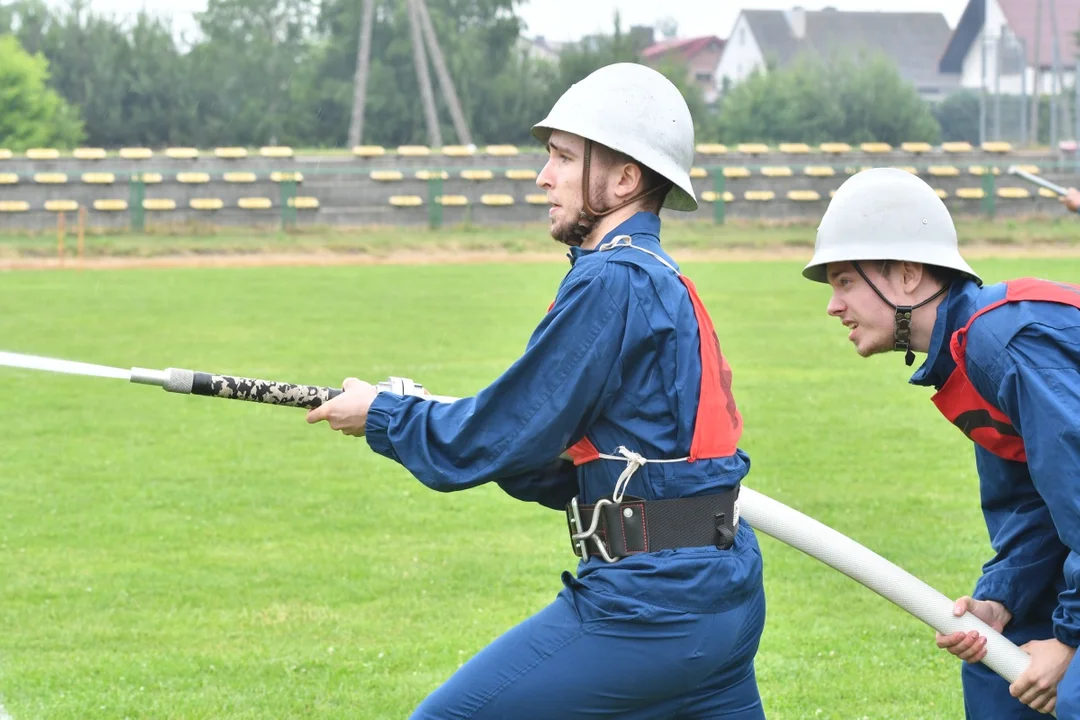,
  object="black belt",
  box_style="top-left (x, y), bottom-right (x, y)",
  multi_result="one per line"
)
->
top-left (565, 488), bottom-right (739, 563)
